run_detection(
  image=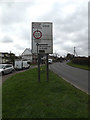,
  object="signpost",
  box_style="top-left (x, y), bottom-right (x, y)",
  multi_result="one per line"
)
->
top-left (32, 22), bottom-right (53, 82)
